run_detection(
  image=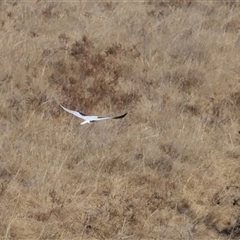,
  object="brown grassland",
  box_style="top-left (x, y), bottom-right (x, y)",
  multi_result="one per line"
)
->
top-left (1, 1), bottom-right (240, 239)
